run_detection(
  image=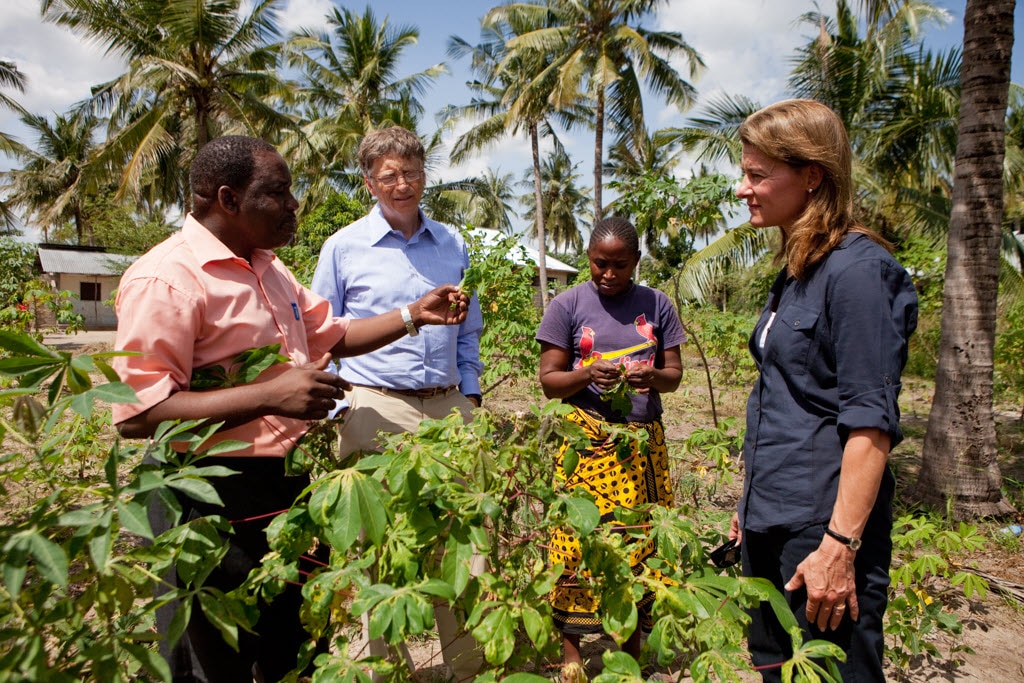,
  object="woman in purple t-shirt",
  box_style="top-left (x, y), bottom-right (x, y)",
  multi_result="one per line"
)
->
top-left (536, 217), bottom-right (686, 677)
